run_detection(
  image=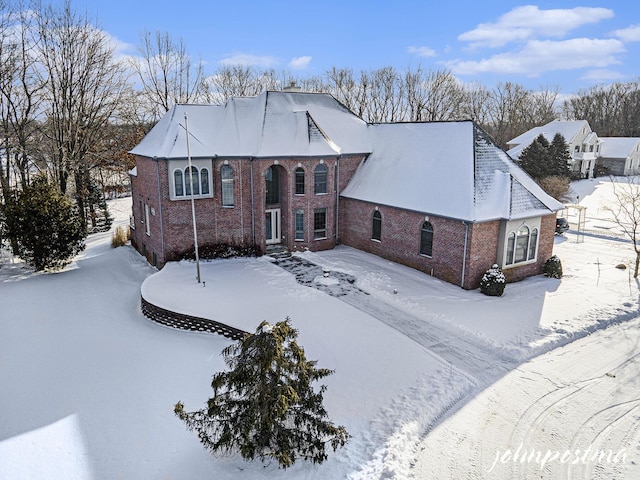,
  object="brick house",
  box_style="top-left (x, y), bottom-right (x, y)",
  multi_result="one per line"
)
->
top-left (129, 91), bottom-right (562, 289)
